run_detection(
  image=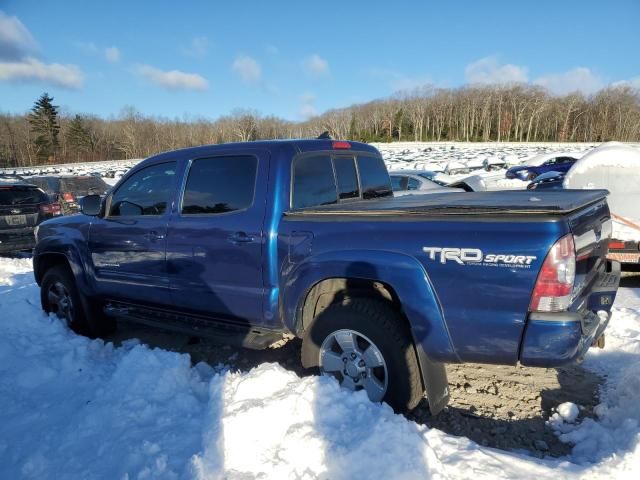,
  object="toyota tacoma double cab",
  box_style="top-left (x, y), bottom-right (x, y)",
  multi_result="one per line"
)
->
top-left (33, 139), bottom-right (620, 414)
